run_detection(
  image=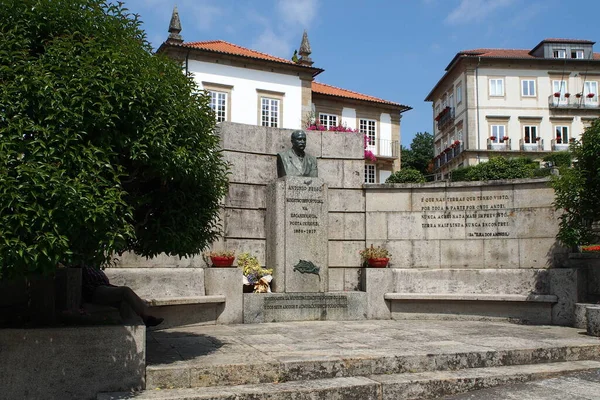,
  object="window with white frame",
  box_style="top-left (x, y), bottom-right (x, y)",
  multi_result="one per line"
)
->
top-left (585, 81), bottom-right (598, 103)
top-left (552, 80), bottom-right (567, 95)
top-left (360, 118), bottom-right (377, 148)
top-left (571, 49), bottom-right (584, 59)
top-left (456, 85), bottom-right (462, 103)
top-left (490, 125), bottom-right (506, 143)
top-left (319, 113), bottom-right (337, 129)
top-left (457, 129), bottom-right (463, 141)
top-left (260, 97), bottom-right (280, 127)
top-left (553, 49), bottom-right (566, 58)
top-left (364, 164), bottom-right (376, 184)
top-left (521, 80), bottom-right (536, 97)
top-left (489, 79), bottom-right (504, 96)
top-left (523, 125), bottom-right (538, 144)
top-left (555, 126), bottom-right (569, 144)
top-left (448, 93), bottom-right (454, 108)
top-left (208, 90), bottom-right (227, 122)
